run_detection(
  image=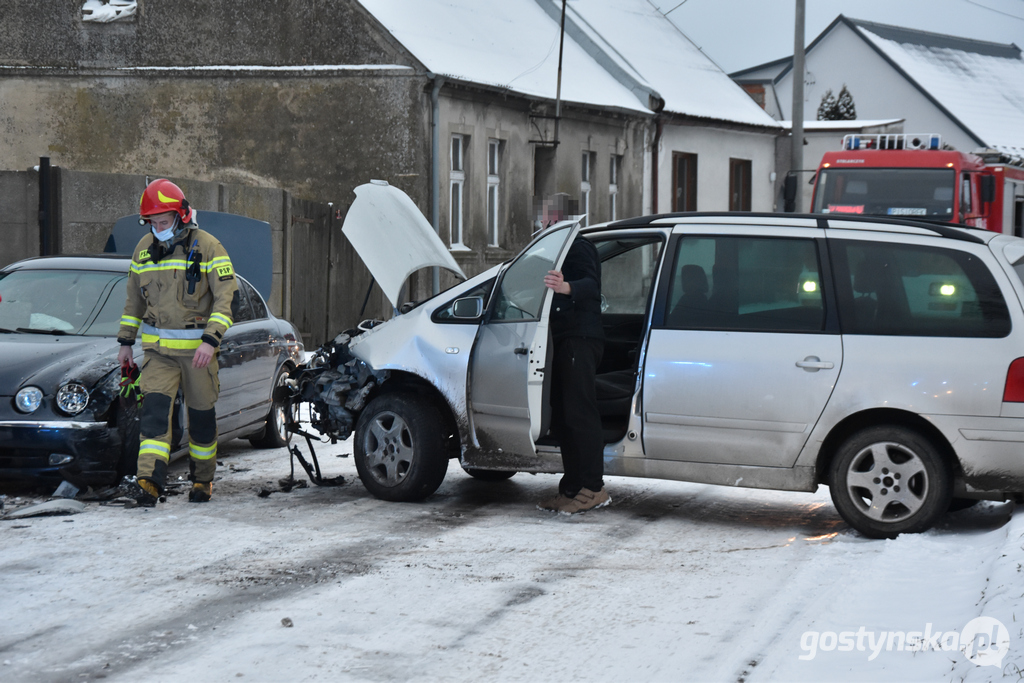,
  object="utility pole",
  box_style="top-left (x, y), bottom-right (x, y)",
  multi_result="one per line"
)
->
top-left (791, 0), bottom-right (805, 211)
